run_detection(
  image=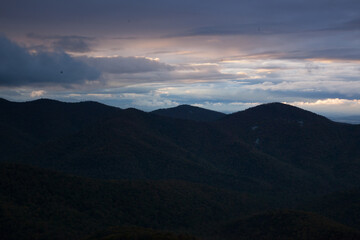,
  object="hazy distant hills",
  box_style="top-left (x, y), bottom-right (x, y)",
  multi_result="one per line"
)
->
top-left (151, 104), bottom-right (226, 122)
top-left (1, 98), bottom-right (360, 239)
top-left (329, 115), bottom-right (360, 124)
